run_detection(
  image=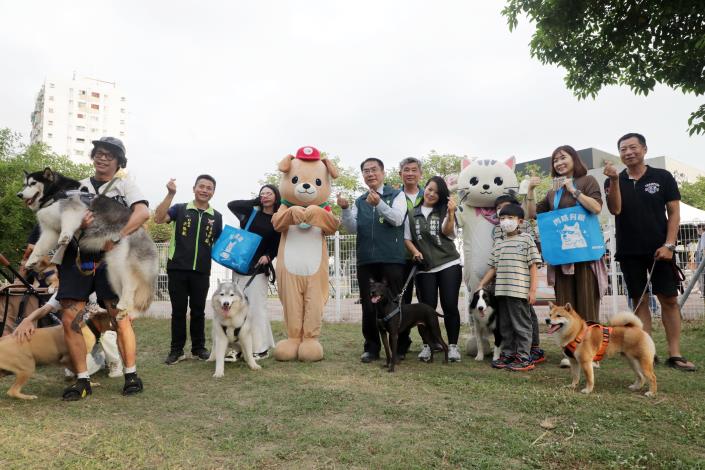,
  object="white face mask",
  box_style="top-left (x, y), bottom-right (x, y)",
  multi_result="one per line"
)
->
top-left (500, 218), bottom-right (519, 233)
